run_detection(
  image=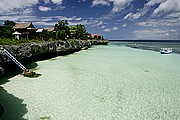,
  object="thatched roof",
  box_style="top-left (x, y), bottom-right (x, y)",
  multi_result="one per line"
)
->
top-left (13, 22), bottom-right (35, 29)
